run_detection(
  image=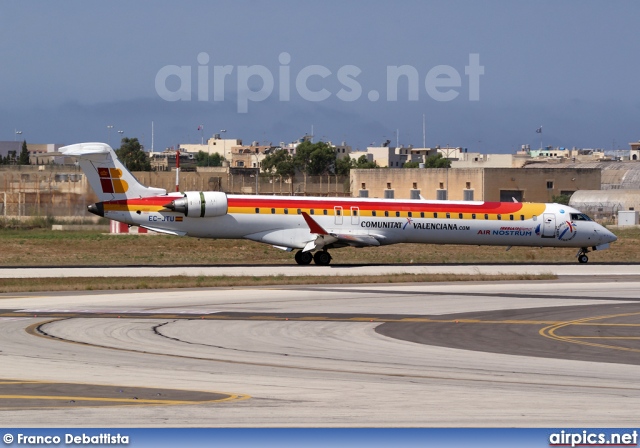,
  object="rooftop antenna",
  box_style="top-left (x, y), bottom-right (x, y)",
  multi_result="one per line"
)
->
top-left (422, 114), bottom-right (426, 148)
top-left (151, 121), bottom-right (154, 151)
top-left (396, 128), bottom-right (399, 148)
